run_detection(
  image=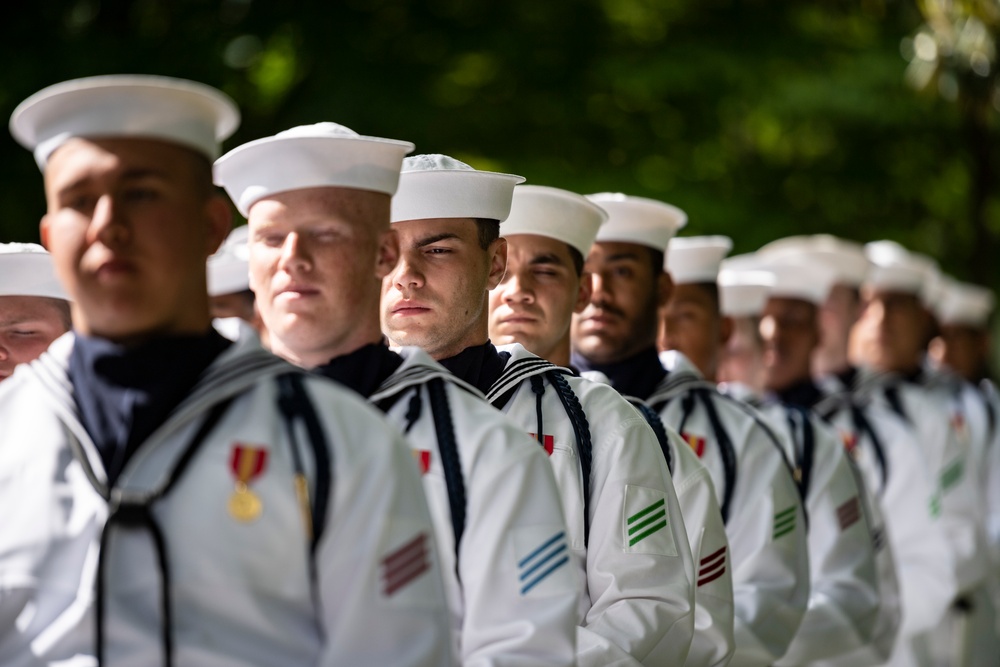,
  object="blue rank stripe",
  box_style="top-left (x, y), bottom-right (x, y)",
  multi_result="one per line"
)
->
top-left (518, 531), bottom-right (569, 595)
